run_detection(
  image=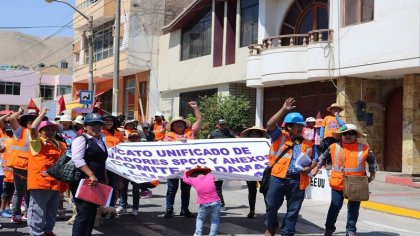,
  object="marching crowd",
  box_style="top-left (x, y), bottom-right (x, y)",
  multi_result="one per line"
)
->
top-left (0, 98), bottom-right (376, 236)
